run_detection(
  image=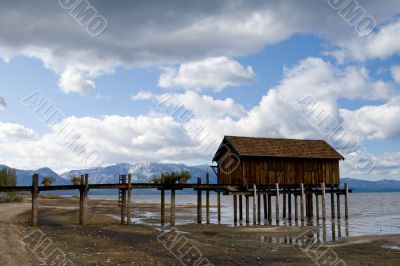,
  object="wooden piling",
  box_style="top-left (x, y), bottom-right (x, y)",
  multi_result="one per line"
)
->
top-left (263, 194), bottom-right (267, 220)
top-left (239, 195), bottom-right (243, 220)
top-left (233, 195), bottom-right (238, 223)
top-left (170, 189), bottom-right (176, 226)
top-left (161, 188), bottom-right (165, 225)
top-left (253, 184), bottom-right (257, 225)
top-left (267, 194), bottom-right (272, 223)
top-left (206, 172), bottom-right (210, 224)
top-left (257, 193), bottom-right (261, 223)
top-left (127, 173), bottom-right (132, 224)
top-left (288, 192), bottom-right (292, 221)
top-left (217, 192), bottom-right (221, 223)
top-left (120, 175), bottom-right (126, 224)
top-left (294, 194), bottom-right (298, 222)
top-left (337, 191), bottom-right (341, 219)
top-left (275, 183), bottom-right (280, 224)
top-left (245, 195), bottom-right (250, 224)
top-left (331, 185), bottom-right (335, 219)
top-left (282, 191), bottom-right (286, 219)
top-left (79, 174), bottom-right (88, 225)
top-left (322, 183), bottom-right (326, 220)
top-left (315, 194), bottom-right (320, 220)
top-left (84, 174), bottom-right (89, 222)
top-left (31, 174), bottom-right (39, 226)
top-left (344, 182), bottom-right (349, 219)
top-left (197, 177), bottom-right (202, 224)
top-left (300, 183), bottom-right (305, 222)
top-left (309, 191), bottom-right (313, 218)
